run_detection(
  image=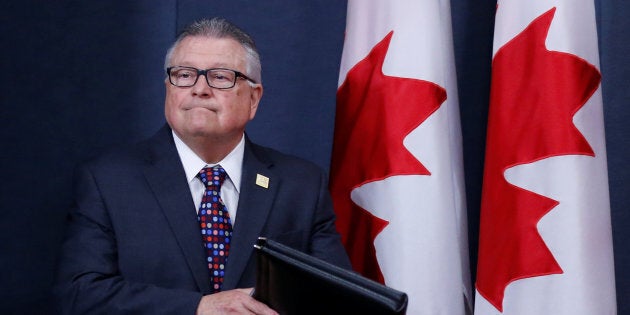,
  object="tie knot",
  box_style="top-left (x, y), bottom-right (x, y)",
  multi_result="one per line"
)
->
top-left (198, 165), bottom-right (227, 188)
